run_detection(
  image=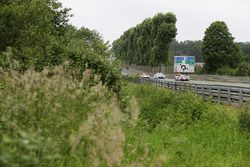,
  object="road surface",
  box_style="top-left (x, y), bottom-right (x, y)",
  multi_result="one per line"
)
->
top-left (122, 68), bottom-right (250, 88)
